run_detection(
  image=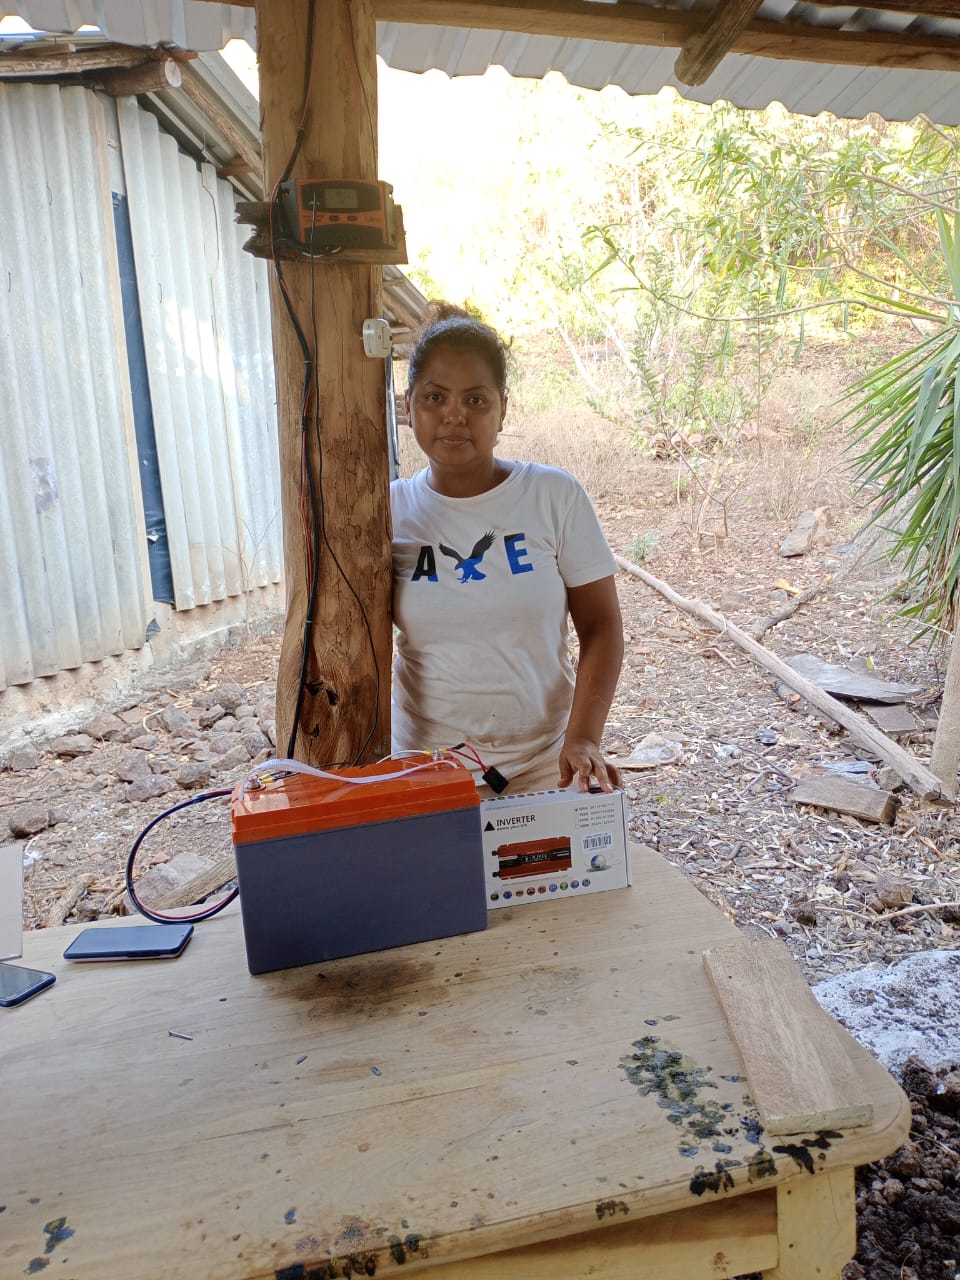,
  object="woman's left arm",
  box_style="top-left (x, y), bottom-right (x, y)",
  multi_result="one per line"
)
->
top-left (559, 576), bottom-right (625, 792)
